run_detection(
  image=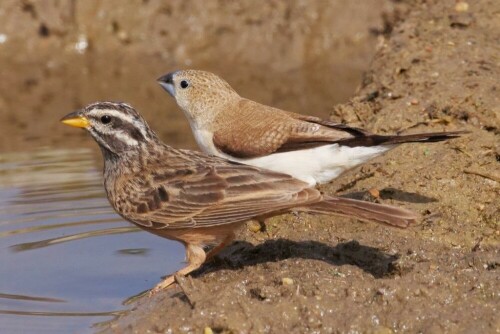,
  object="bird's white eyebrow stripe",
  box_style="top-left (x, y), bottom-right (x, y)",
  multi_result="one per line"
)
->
top-left (88, 108), bottom-right (149, 139)
top-left (89, 108), bottom-right (136, 122)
